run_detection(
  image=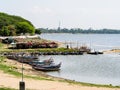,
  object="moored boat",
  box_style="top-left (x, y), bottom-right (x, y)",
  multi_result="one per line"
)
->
top-left (87, 51), bottom-right (103, 55)
top-left (6, 54), bottom-right (39, 63)
top-left (29, 58), bottom-right (54, 66)
top-left (32, 62), bottom-right (62, 71)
